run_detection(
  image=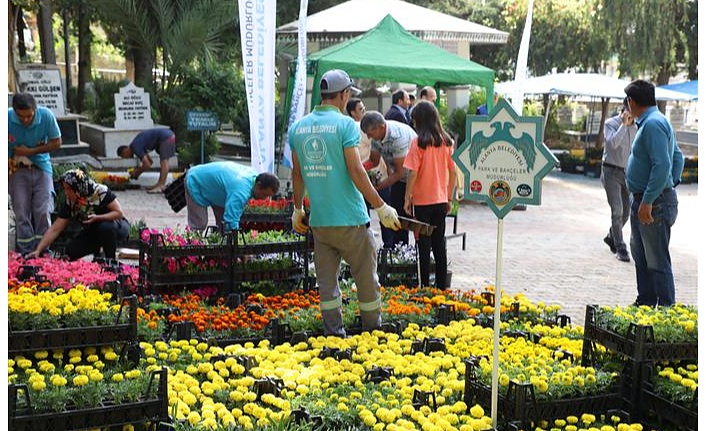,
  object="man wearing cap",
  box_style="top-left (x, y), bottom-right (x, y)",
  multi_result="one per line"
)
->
top-left (288, 69), bottom-right (401, 337)
top-left (624, 79), bottom-right (684, 307)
